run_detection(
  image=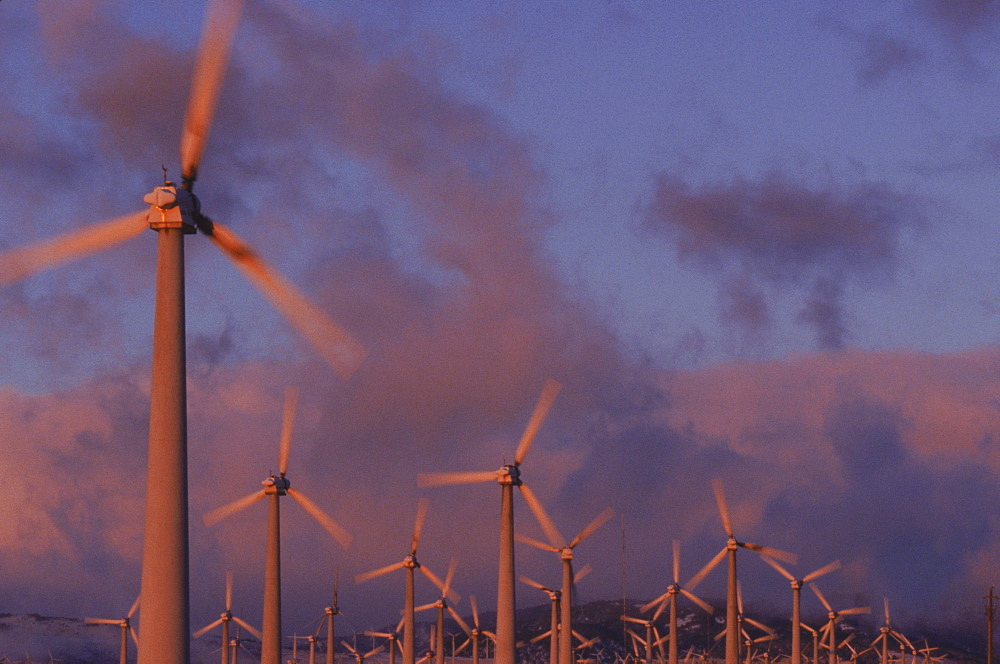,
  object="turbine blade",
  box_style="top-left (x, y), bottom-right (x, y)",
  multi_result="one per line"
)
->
top-left (442, 557), bottom-right (458, 600)
top-left (470, 595), bottom-right (480, 628)
top-left (574, 563), bottom-right (593, 584)
top-left (278, 385), bottom-right (298, 476)
top-left (518, 482), bottom-right (565, 548)
top-left (519, 575), bottom-right (550, 592)
top-left (355, 560), bottom-right (405, 584)
top-left (342, 641), bottom-right (359, 655)
top-left (673, 539), bottom-right (681, 584)
top-left (85, 618), bottom-right (120, 625)
top-left (203, 489), bottom-right (266, 527)
top-left (884, 597), bottom-right (891, 625)
top-left (193, 618), bottom-right (224, 639)
top-left (513, 377), bottom-right (562, 466)
top-left (803, 560), bottom-right (842, 583)
top-left (286, 488), bottom-right (352, 548)
top-left (809, 583), bottom-right (833, 613)
top-left (711, 478), bottom-right (733, 538)
top-left (570, 507), bottom-right (615, 549)
top-left (640, 593), bottom-right (669, 615)
top-left (515, 532), bottom-right (560, 553)
top-left (447, 605), bottom-right (472, 636)
top-left (417, 471), bottom-right (497, 488)
top-left (130, 626), bottom-right (140, 648)
top-left (744, 617), bottom-right (774, 635)
top-left (179, 0), bottom-right (246, 184)
top-left (207, 221), bottom-right (366, 380)
top-left (741, 542), bottom-right (798, 565)
top-left (414, 602), bottom-right (437, 613)
top-left (680, 588), bottom-right (714, 615)
top-left (839, 607), bottom-right (871, 616)
top-left (759, 555), bottom-right (795, 582)
top-left (0, 211), bottom-right (148, 287)
top-left (652, 597), bottom-right (668, 622)
top-left (412, 497), bottom-right (429, 554)
top-left (127, 594), bottom-right (141, 619)
top-left (621, 616), bottom-right (647, 625)
top-left (687, 547), bottom-right (727, 591)
top-left (225, 570), bottom-right (233, 612)
top-left (421, 563), bottom-right (447, 591)
top-left (530, 631), bottom-right (552, 644)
